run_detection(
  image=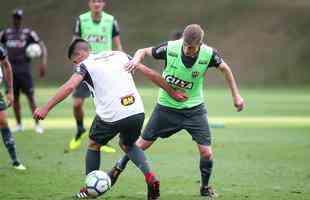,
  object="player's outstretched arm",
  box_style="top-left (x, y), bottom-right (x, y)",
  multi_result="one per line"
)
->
top-left (1, 58), bottom-right (14, 106)
top-left (113, 35), bottom-right (123, 51)
top-left (217, 62), bottom-right (245, 112)
top-left (33, 74), bottom-right (84, 120)
top-left (136, 63), bottom-right (188, 102)
top-left (125, 47), bottom-right (153, 72)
